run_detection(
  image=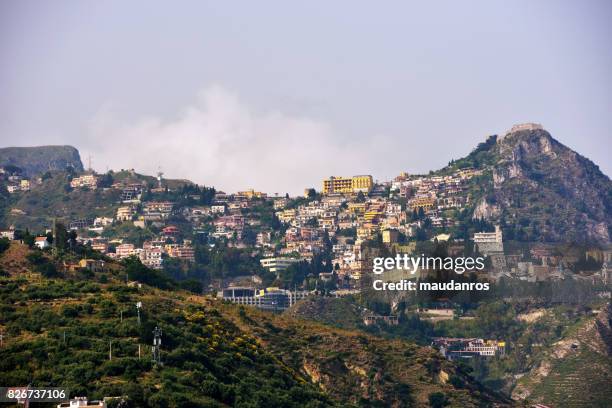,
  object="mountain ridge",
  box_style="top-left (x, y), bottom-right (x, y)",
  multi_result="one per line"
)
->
top-left (437, 124), bottom-right (611, 245)
top-left (0, 145), bottom-right (84, 176)
top-left (2, 124), bottom-right (610, 244)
